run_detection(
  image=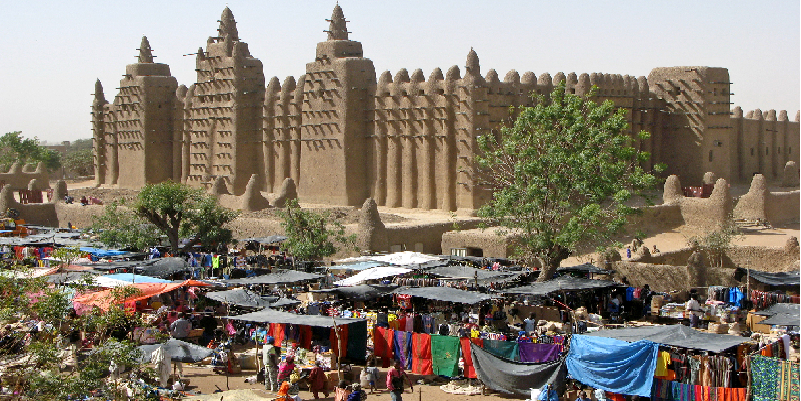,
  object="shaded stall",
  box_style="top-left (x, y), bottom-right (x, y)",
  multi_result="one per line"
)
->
top-left (426, 265), bottom-right (520, 285)
top-left (205, 287), bottom-right (271, 308)
top-left (72, 280), bottom-right (210, 313)
top-left (225, 308), bottom-right (368, 364)
top-left (136, 257), bottom-right (192, 279)
top-left (470, 342), bottom-right (566, 396)
top-left (312, 285), bottom-right (397, 300)
top-left (754, 303), bottom-right (800, 326)
top-left (334, 266), bottom-right (411, 287)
